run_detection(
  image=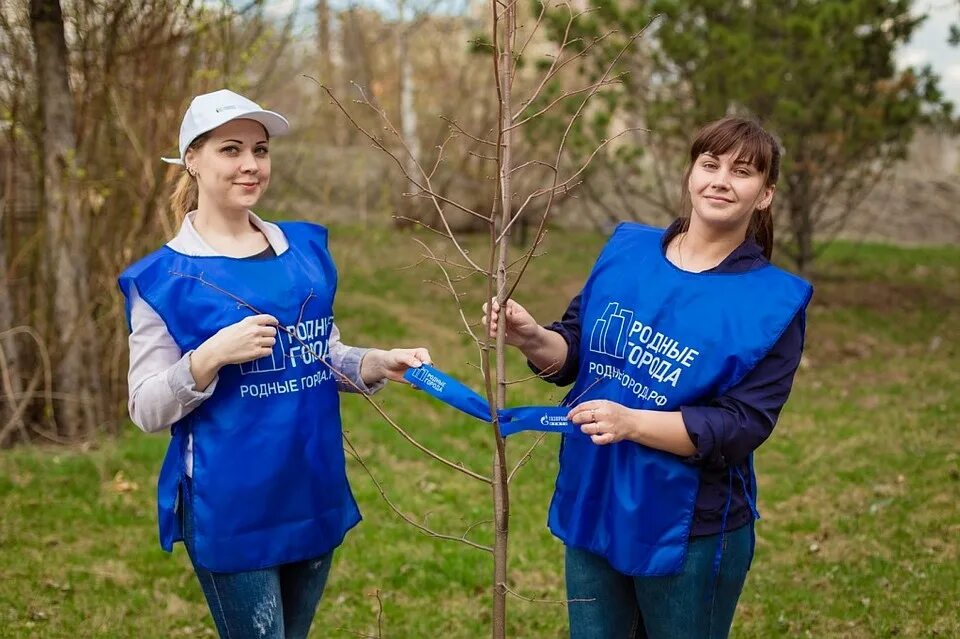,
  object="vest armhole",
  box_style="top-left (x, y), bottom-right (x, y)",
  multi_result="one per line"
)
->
top-left (124, 259), bottom-right (192, 354)
top-left (715, 291), bottom-right (809, 396)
